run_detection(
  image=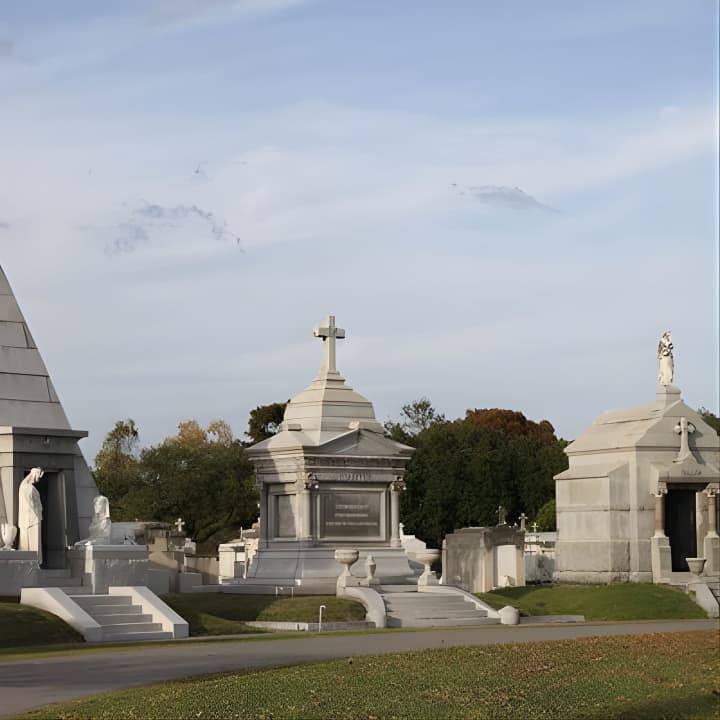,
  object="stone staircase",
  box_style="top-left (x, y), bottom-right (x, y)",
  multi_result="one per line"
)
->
top-left (68, 593), bottom-right (174, 642)
top-left (380, 586), bottom-right (499, 628)
top-left (705, 577), bottom-right (720, 605)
